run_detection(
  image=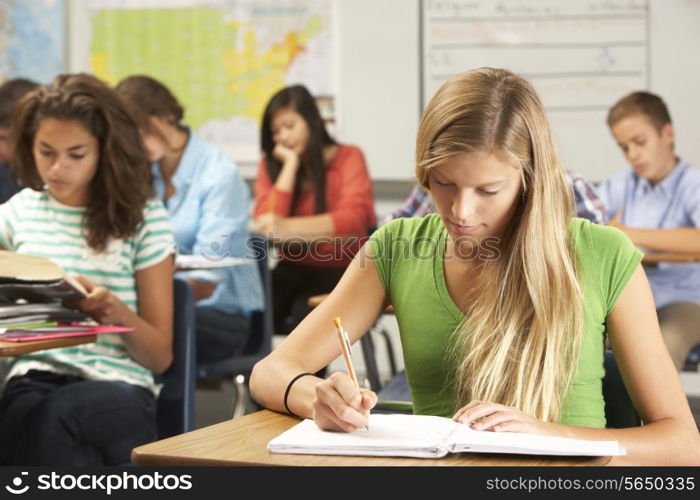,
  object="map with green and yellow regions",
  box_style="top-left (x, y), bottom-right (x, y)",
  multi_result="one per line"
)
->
top-left (88, 0), bottom-right (334, 163)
